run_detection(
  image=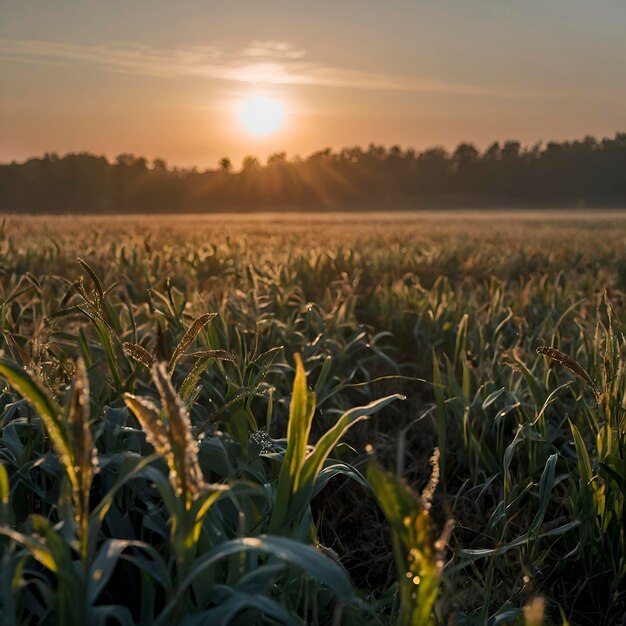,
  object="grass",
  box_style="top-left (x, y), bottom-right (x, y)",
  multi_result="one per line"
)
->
top-left (0, 212), bottom-right (625, 625)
